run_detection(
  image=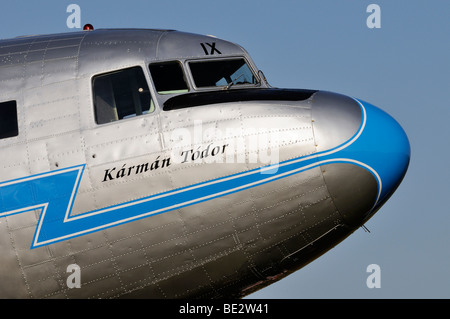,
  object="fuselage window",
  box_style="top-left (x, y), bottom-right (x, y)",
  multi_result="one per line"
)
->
top-left (0, 100), bottom-right (18, 139)
top-left (92, 66), bottom-right (154, 125)
top-left (189, 58), bottom-right (258, 89)
top-left (149, 61), bottom-right (189, 95)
